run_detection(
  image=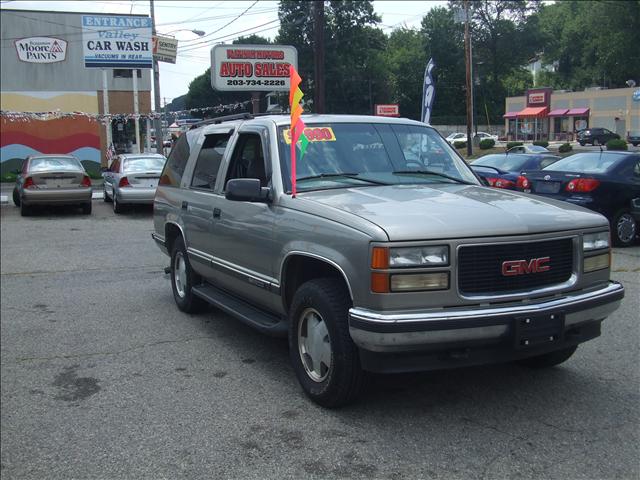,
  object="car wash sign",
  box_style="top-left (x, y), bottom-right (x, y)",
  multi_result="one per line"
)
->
top-left (15, 37), bottom-right (67, 63)
top-left (211, 44), bottom-right (298, 91)
top-left (82, 15), bottom-right (152, 69)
